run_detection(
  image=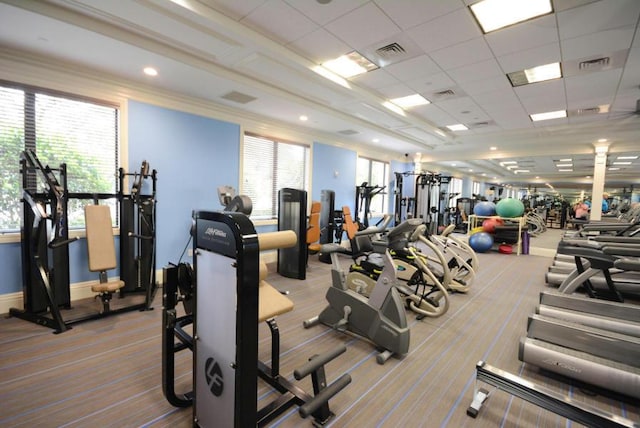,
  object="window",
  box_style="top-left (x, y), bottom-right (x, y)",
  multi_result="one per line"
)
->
top-left (449, 177), bottom-right (463, 208)
top-left (473, 181), bottom-right (480, 196)
top-left (0, 82), bottom-right (119, 232)
top-left (242, 133), bottom-right (310, 219)
top-left (356, 157), bottom-right (389, 214)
